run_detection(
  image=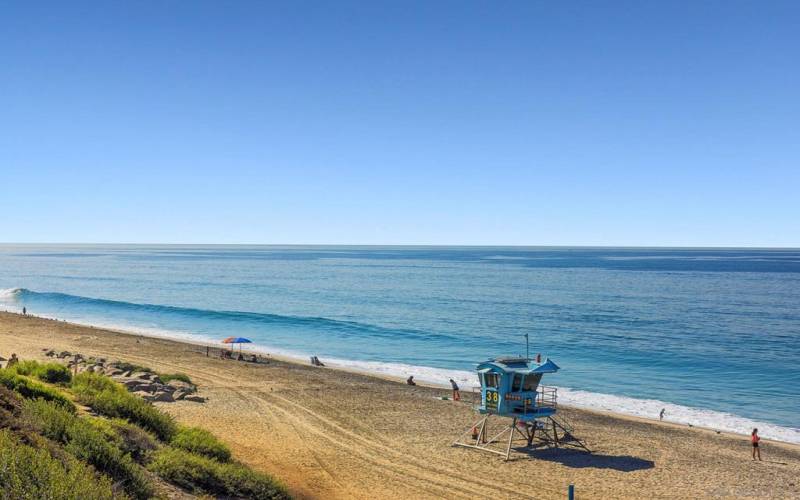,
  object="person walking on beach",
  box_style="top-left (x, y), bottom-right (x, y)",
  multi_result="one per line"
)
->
top-left (22, 307), bottom-right (26, 315)
top-left (660, 408), bottom-right (665, 421)
top-left (449, 378), bottom-right (460, 401)
top-left (751, 428), bottom-right (762, 461)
